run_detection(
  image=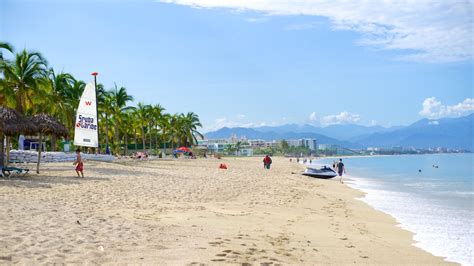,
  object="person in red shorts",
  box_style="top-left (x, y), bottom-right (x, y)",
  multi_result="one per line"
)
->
top-left (73, 148), bottom-right (84, 178)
